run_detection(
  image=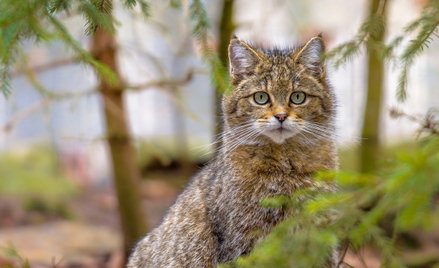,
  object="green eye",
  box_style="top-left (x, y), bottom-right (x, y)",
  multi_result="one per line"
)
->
top-left (254, 92), bottom-right (269, 105)
top-left (290, 91), bottom-right (306, 104)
